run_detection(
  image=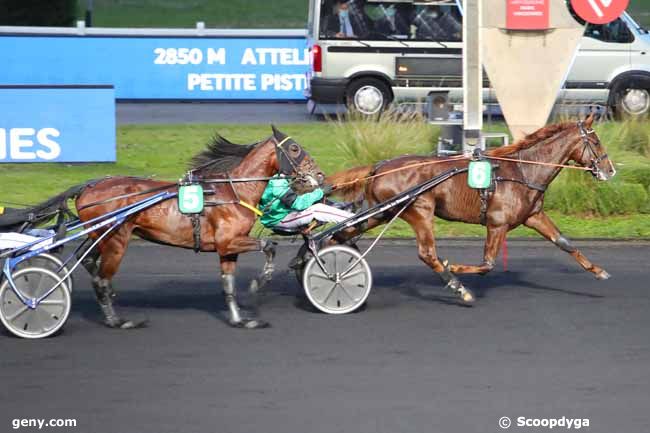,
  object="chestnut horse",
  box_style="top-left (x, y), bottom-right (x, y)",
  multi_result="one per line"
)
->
top-left (68, 127), bottom-right (322, 329)
top-left (327, 116), bottom-right (616, 303)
